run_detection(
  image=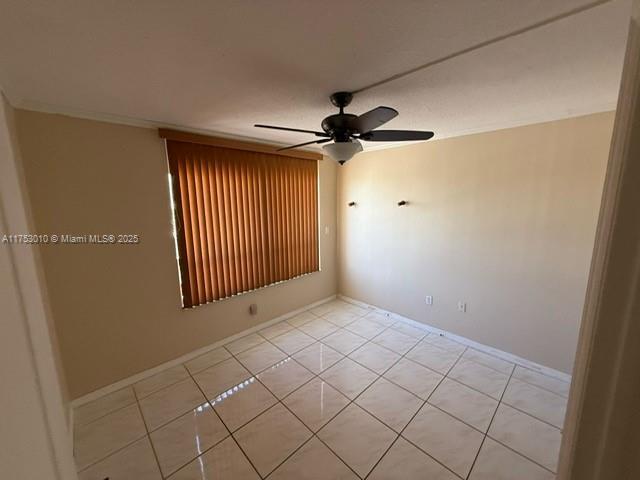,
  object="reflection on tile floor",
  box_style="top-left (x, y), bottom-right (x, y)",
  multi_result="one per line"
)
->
top-left (74, 299), bottom-right (569, 479)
